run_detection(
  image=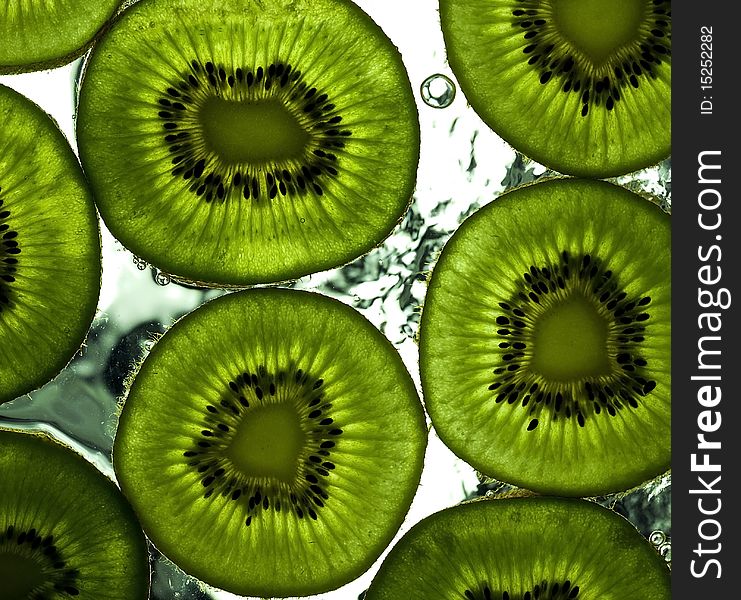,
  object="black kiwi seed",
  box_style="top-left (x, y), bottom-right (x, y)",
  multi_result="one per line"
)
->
top-left (113, 288), bottom-right (426, 597)
top-left (0, 430), bottom-right (149, 598)
top-left (0, 84), bottom-right (101, 405)
top-left (463, 580), bottom-right (580, 600)
top-left (489, 250), bottom-right (656, 431)
top-left (419, 179), bottom-right (670, 497)
top-left (0, 527), bottom-right (81, 595)
top-left (77, 0), bottom-right (420, 286)
top-left (184, 365), bottom-right (337, 522)
top-left (0, 195), bottom-right (21, 309)
top-left (363, 498), bottom-right (670, 600)
top-left (509, 0), bottom-right (671, 117)
top-left (157, 59), bottom-right (345, 203)
top-left (439, 0), bottom-right (671, 177)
